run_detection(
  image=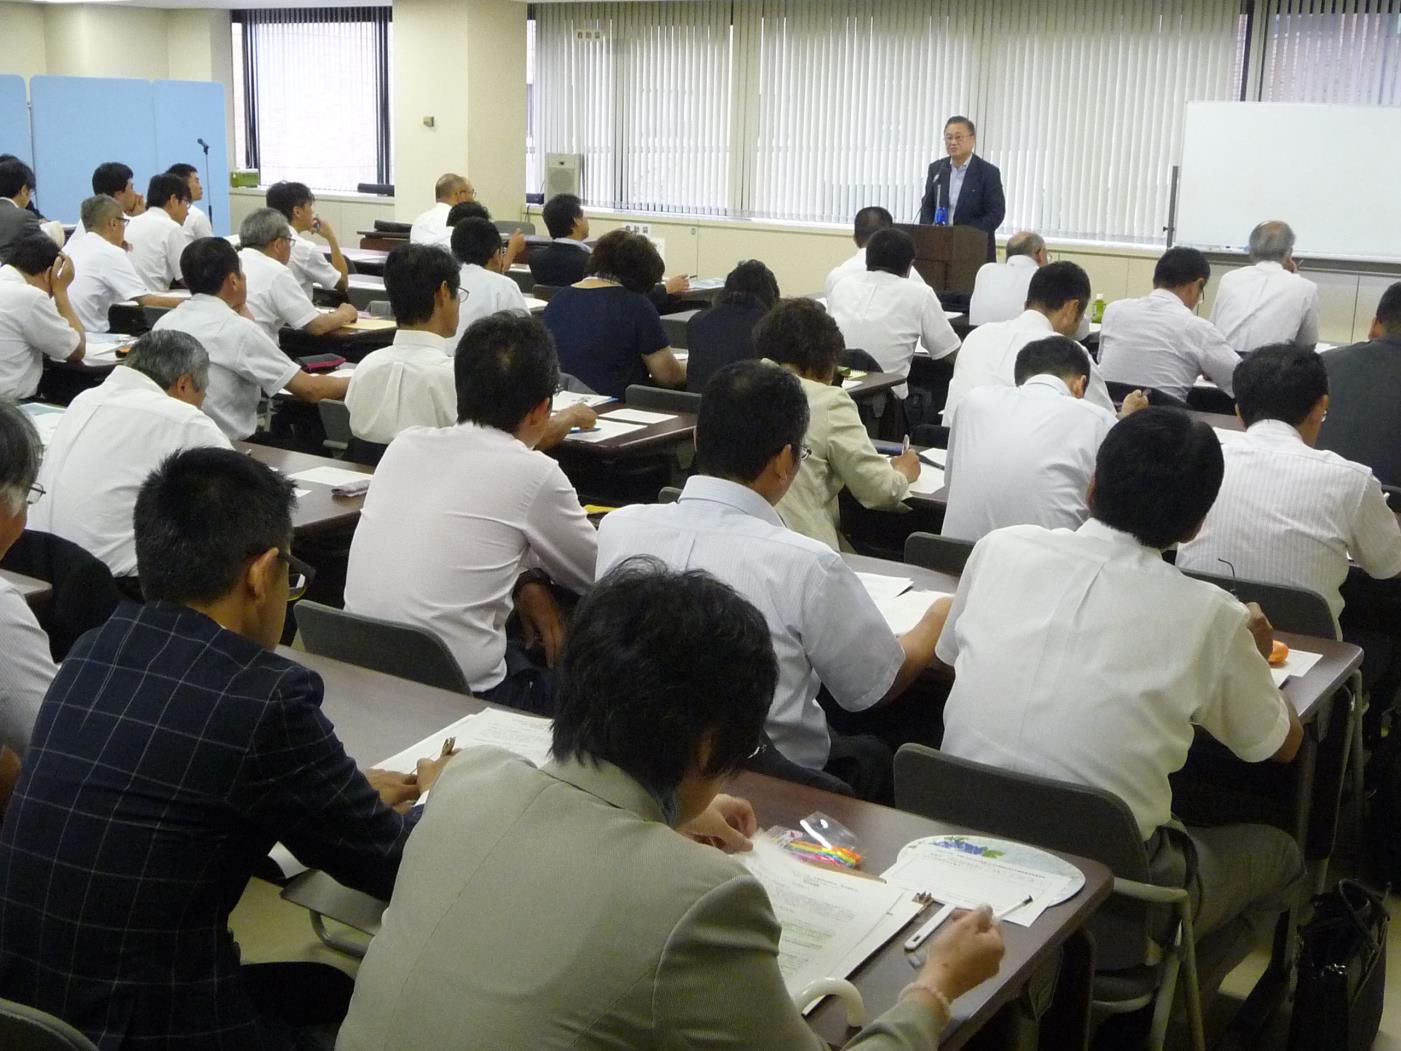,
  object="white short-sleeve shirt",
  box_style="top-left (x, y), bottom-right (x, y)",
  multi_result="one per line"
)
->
top-left (0, 578), bottom-right (56, 757)
top-left (30, 366), bottom-right (231, 576)
top-left (1210, 261), bottom-right (1320, 354)
top-left (344, 330), bottom-right (458, 444)
top-left (597, 476), bottom-right (907, 769)
top-left (823, 246), bottom-right (929, 301)
top-left (344, 421), bottom-right (598, 691)
top-left (0, 266), bottom-right (81, 398)
top-left (65, 231), bottom-right (150, 333)
top-left (409, 202), bottom-right (452, 246)
top-left (152, 293), bottom-right (301, 439)
top-left (125, 208), bottom-right (187, 291)
top-left (238, 248), bottom-right (322, 342)
top-left (1099, 289), bottom-right (1240, 401)
top-left (942, 374), bottom-right (1117, 542)
top-left (938, 520), bottom-right (1292, 841)
top-left (454, 264), bottom-right (530, 343)
top-left (1177, 420), bottom-right (1401, 628)
top-left (968, 255), bottom-right (1039, 326)
top-left (183, 206), bottom-right (214, 243)
top-left (826, 269), bottom-right (960, 398)
top-left (288, 233), bottom-right (344, 298)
